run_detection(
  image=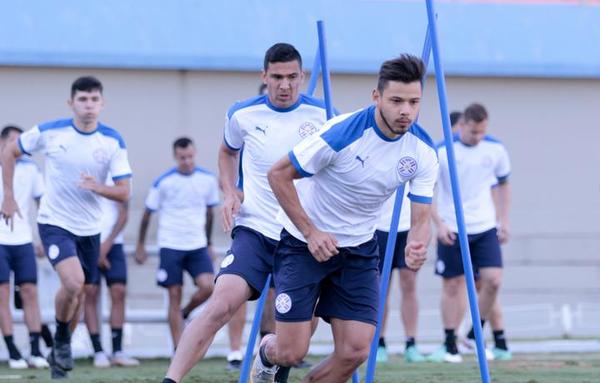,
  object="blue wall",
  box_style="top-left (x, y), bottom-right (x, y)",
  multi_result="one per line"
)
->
top-left (1, 0), bottom-right (599, 77)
